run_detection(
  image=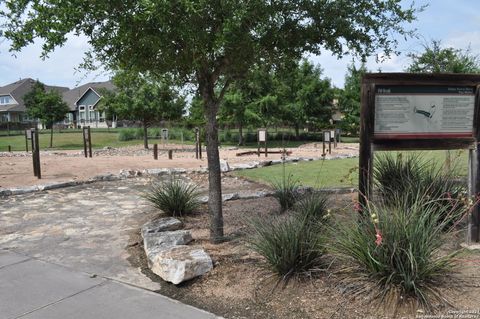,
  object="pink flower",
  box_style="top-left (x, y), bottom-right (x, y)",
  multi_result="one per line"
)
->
top-left (353, 201), bottom-right (361, 212)
top-left (375, 230), bottom-right (383, 246)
